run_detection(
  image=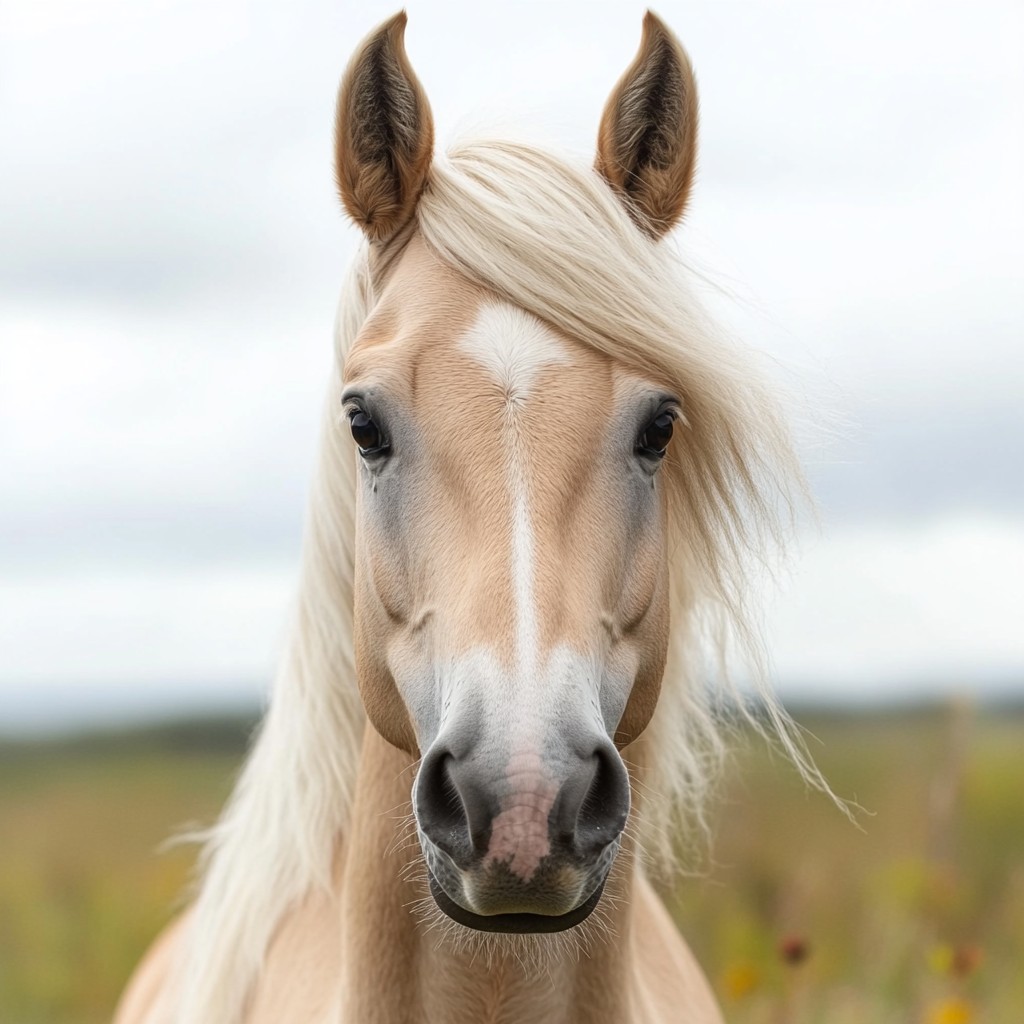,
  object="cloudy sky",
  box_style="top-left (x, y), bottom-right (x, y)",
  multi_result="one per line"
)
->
top-left (2, 0), bottom-right (1022, 729)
